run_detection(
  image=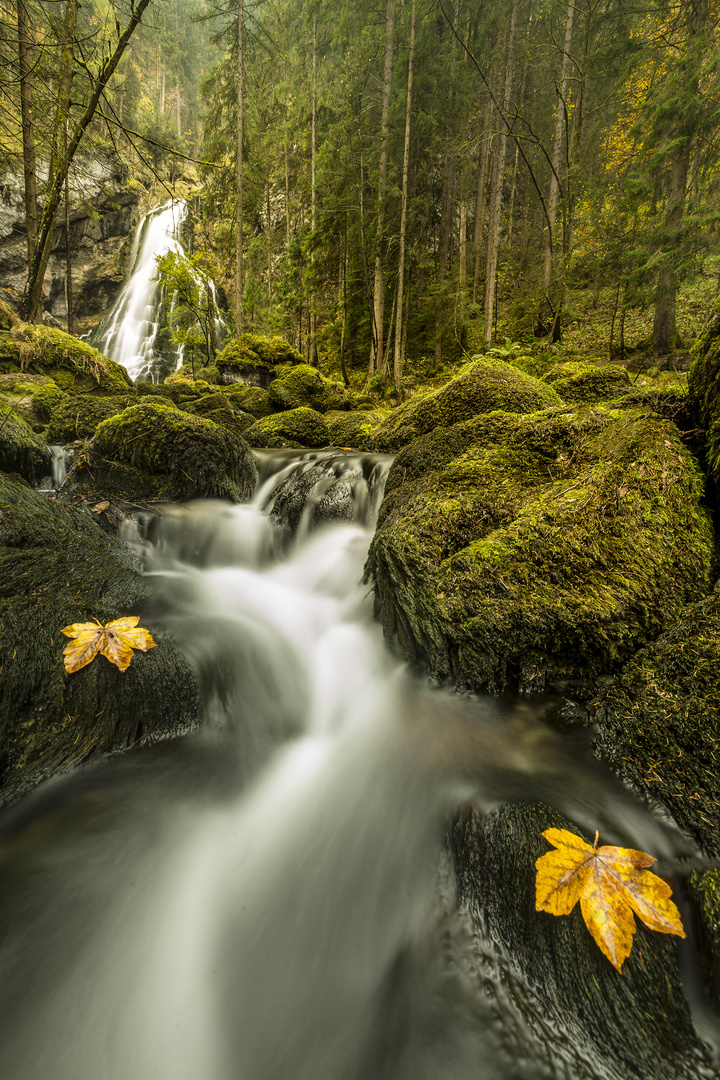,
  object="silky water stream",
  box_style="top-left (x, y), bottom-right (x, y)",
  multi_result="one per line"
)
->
top-left (0, 451), bottom-right (715, 1079)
